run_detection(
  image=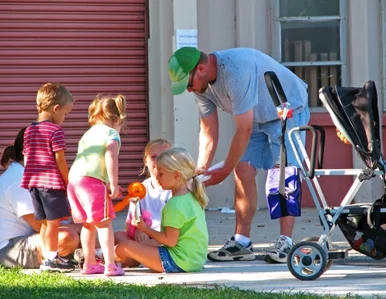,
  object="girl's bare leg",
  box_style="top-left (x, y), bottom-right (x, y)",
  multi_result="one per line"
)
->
top-left (81, 223), bottom-right (97, 265)
top-left (95, 219), bottom-right (115, 266)
top-left (115, 240), bottom-right (163, 272)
